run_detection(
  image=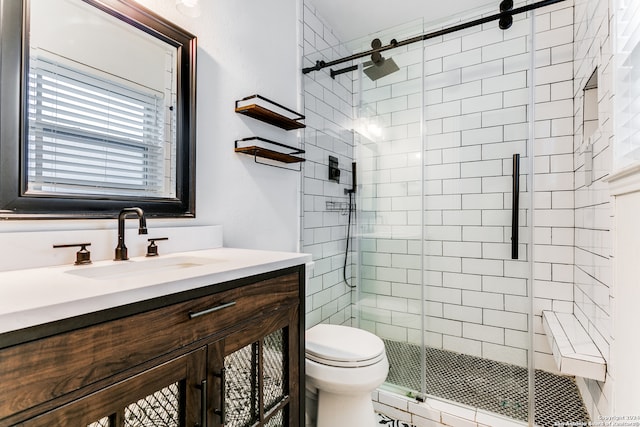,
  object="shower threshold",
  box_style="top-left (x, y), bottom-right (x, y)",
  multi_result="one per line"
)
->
top-left (383, 340), bottom-right (590, 427)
